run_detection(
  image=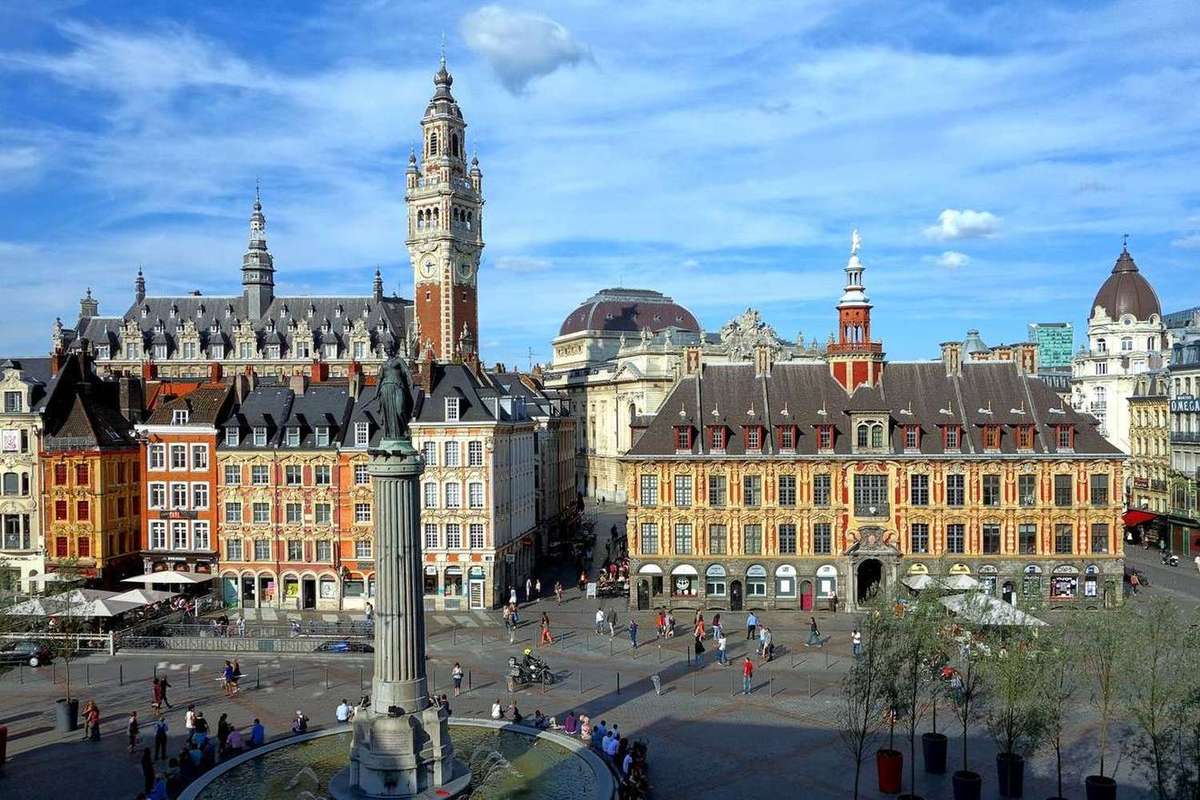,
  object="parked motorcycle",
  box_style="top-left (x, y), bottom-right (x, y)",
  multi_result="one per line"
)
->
top-left (507, 651), bottom-right (554, 691)
top-left (1162, 552), bottom-right (1181, 567)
